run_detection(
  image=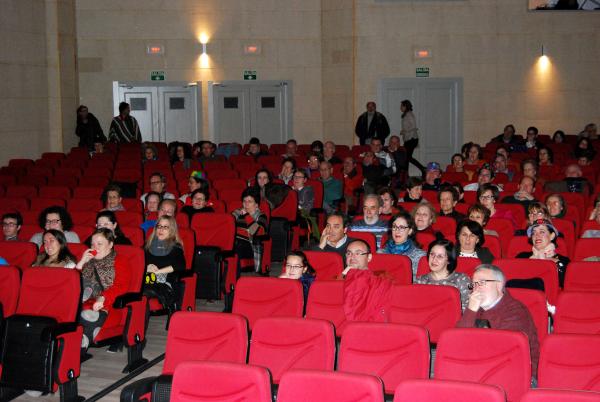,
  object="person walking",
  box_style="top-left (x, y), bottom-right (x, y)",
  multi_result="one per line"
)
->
top-left (399, 100), bottom-right (425, 174)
